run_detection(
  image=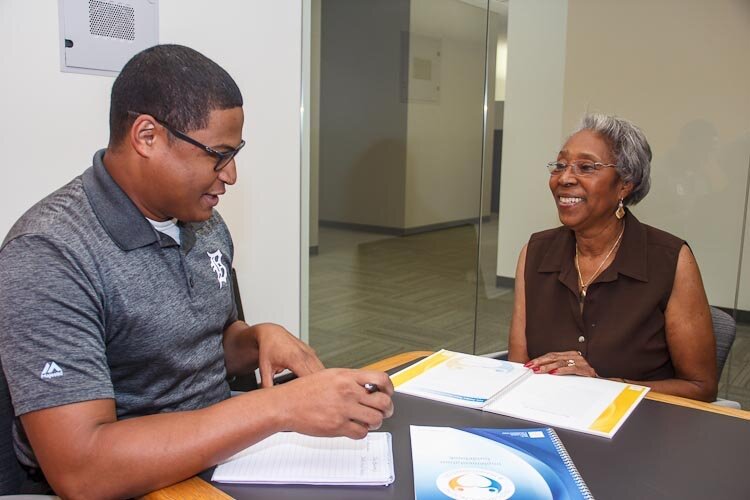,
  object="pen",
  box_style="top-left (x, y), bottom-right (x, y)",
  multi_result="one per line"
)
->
top-left (364, 383), bottom-right (380, 394)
